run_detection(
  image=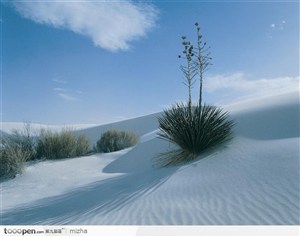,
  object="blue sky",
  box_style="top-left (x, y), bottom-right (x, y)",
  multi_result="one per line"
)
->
top-left (1, 1), bottom-right (299, 124)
